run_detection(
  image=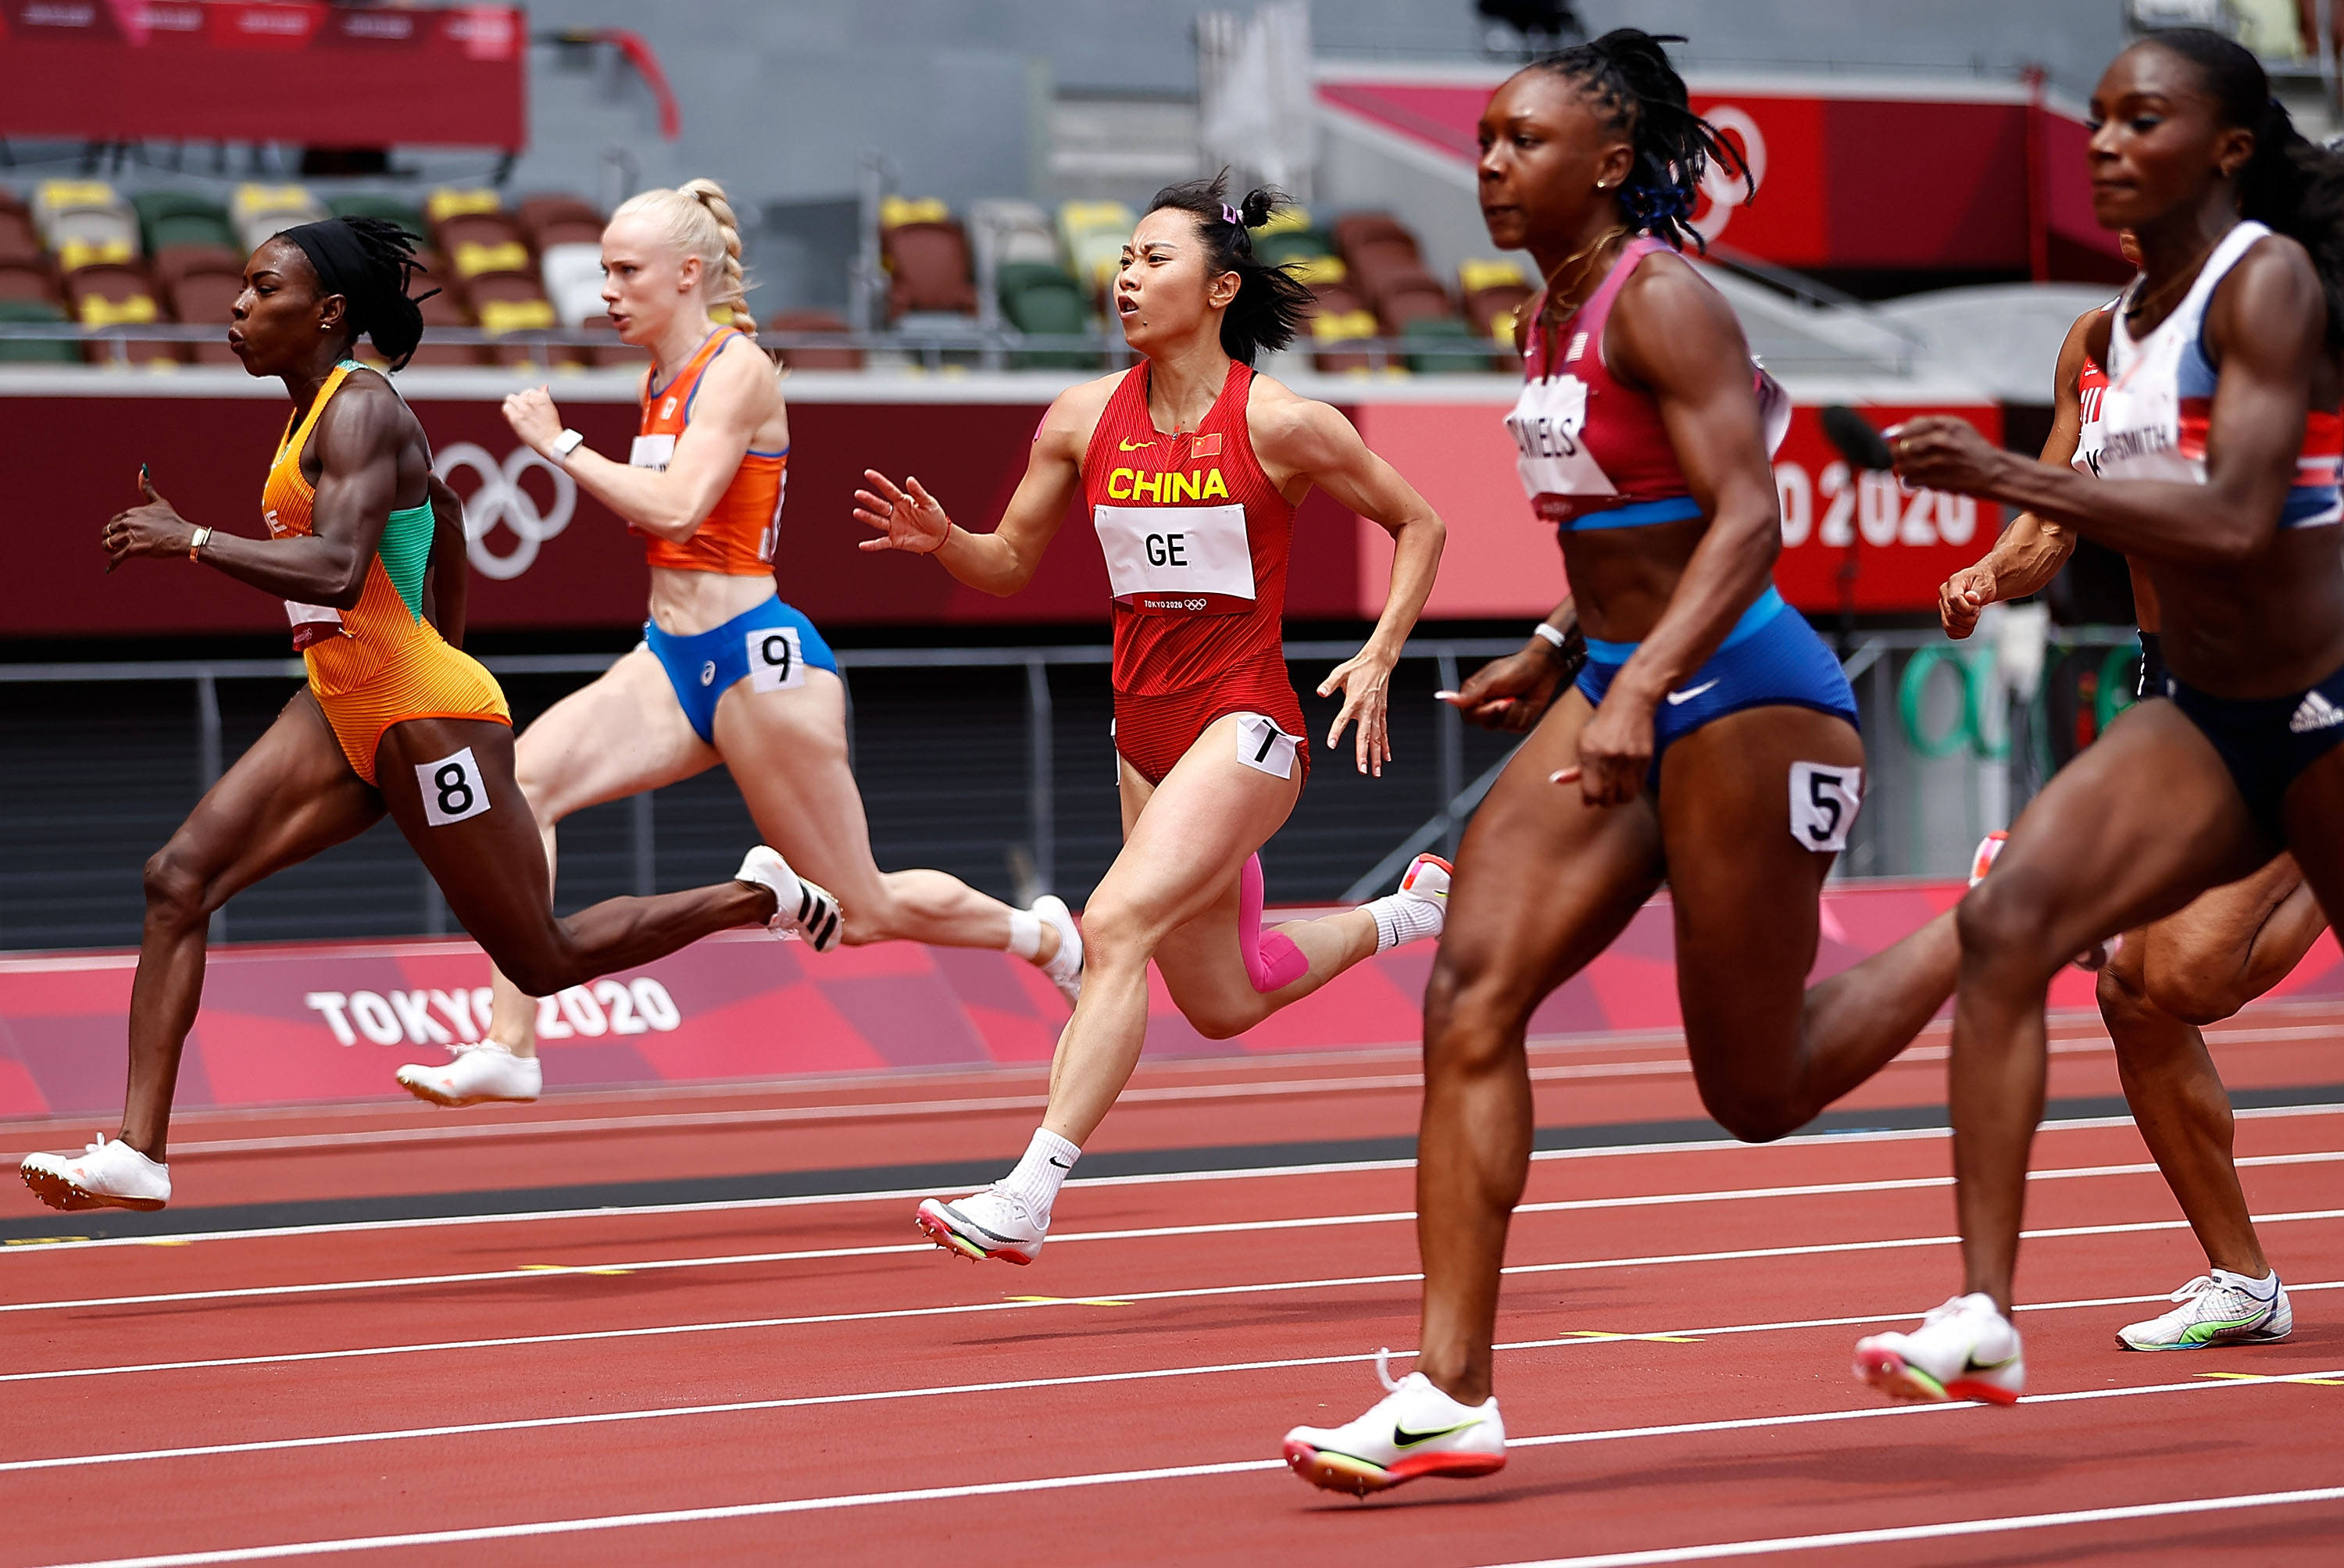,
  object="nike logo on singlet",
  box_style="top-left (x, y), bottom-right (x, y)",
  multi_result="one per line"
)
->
top-left (1666, 680), bottom-right (1720, 705)
top-left (1119, 438), bottom-right (1154, 451)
